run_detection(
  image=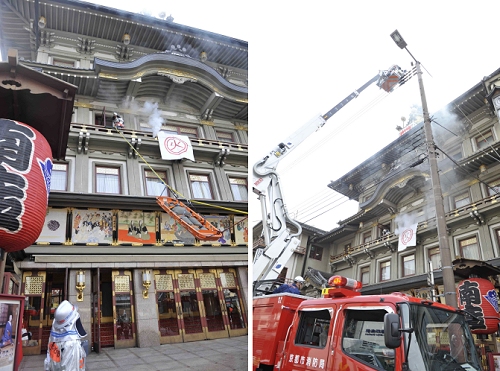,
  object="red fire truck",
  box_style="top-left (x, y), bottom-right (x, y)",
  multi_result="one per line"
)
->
top-left (253, 275), bottom-right (483, 371)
